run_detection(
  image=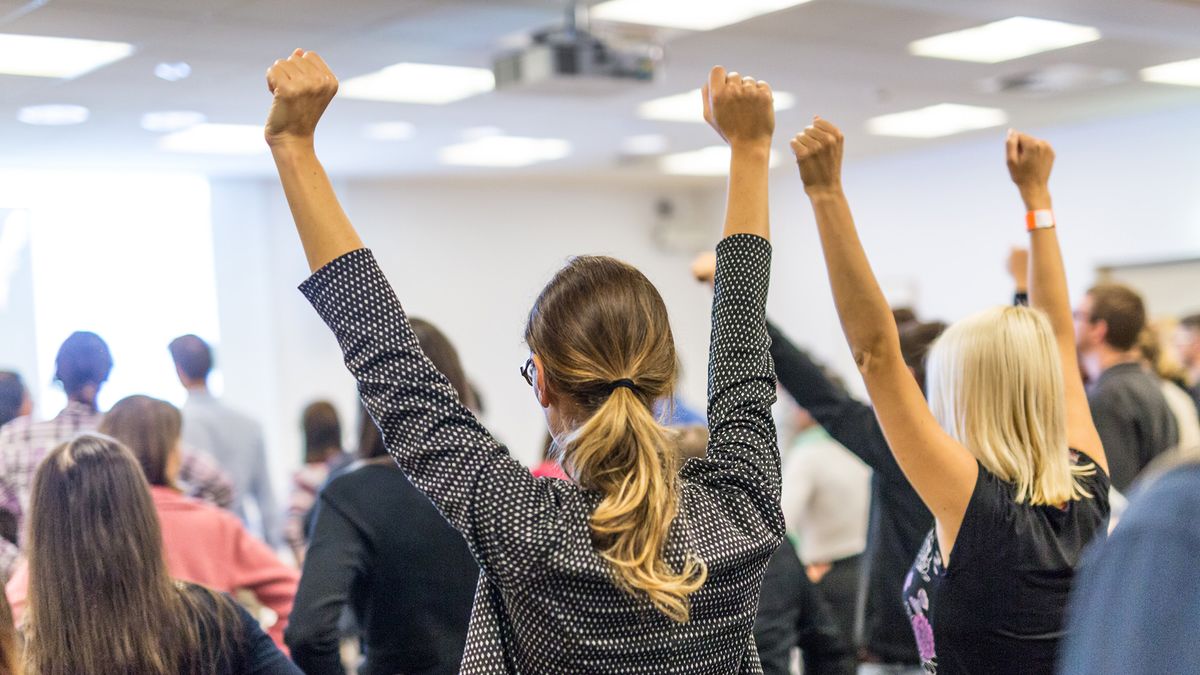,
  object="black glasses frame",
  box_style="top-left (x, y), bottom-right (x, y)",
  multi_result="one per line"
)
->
top-left (520, 357), bottom-right (535, 387)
